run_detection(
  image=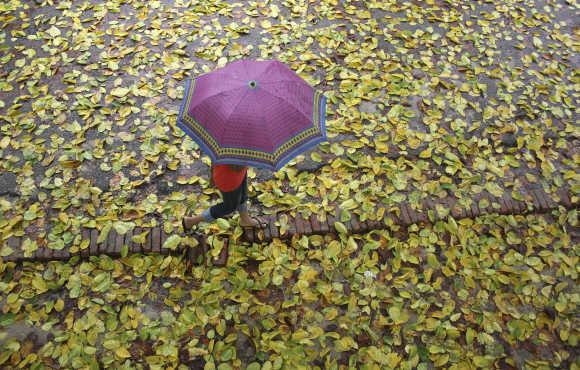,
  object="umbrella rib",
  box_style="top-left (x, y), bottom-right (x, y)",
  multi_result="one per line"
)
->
top-left (259, 88), bottom-right (313, 124)
top-left (258, 93), bottom-right (319, 154)
top-left (254, 61), bottom-right (277, 82)
top-left (259, 106), bottom-right (274, 153)
top-left (242, 60), bottom-right (251, 79)
top-left (219, 88), bottom-right (252, 149)
top-left (259, 80), bottom-right (306, 85)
